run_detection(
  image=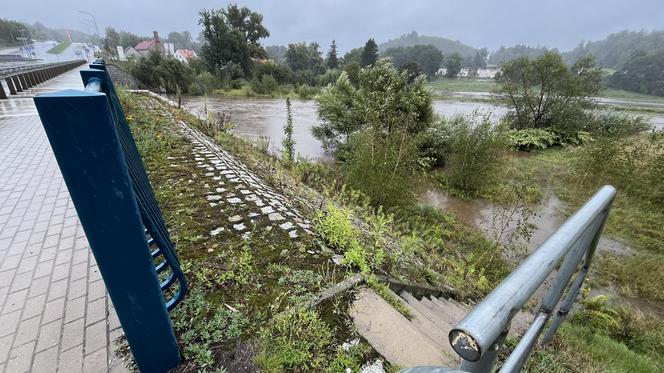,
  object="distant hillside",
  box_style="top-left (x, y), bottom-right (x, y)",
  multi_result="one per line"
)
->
top-left (488, 45), bottom-right (557, 65)
top-left (379, 31), bottom-right (477, 59)
top-left (563, 30), bottom-right (664, 68)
